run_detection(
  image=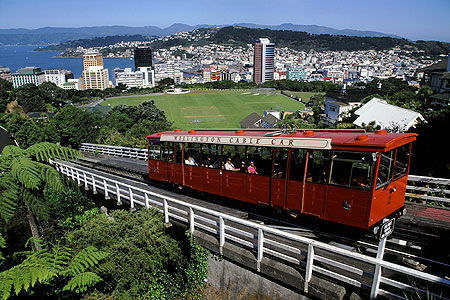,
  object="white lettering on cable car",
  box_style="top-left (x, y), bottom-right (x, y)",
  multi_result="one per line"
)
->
top-left (160, 134), bottom-right (331, 149)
